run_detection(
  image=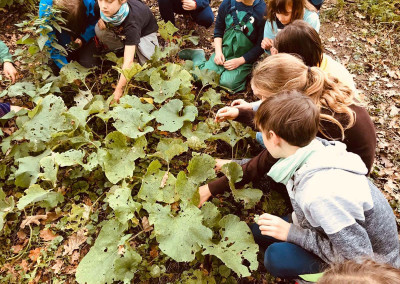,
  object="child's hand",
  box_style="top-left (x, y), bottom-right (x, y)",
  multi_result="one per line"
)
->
top-left (215, 106), bottom-right (239, 122)
top-left (3, 62), bottom-right (18, 83)
top-left (223, 57), bottom-right (245, 70)
top-left (74, 38), bottom-right (83, 48)
top-left (111, 88), bottom-right (124, 104)
top-left (98, 19), bottom-right (106, 30)
top-left (182, 0), bottom-right (197, 10)
top-left (214, 52), bottom-right (225, 65)
top-left (257, 213), bottom-right (291, 241)
top-left (198, 184), bottom-right (212, 207)
top-left (261, 38), bottom-right (274, 50)
top-left (231, 99), bottom-right (253, 110)
top-left (215, 158), bottom-right (231, 172)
